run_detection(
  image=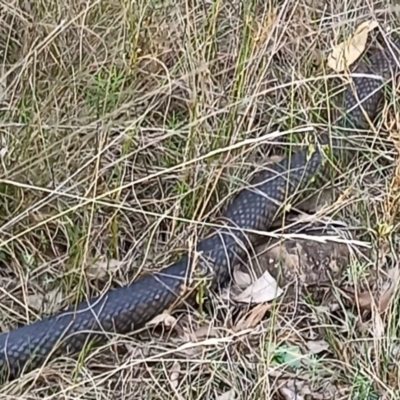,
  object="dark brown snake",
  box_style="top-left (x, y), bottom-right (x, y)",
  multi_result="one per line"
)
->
top-left (1, 34), bottom-right (400, 380)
